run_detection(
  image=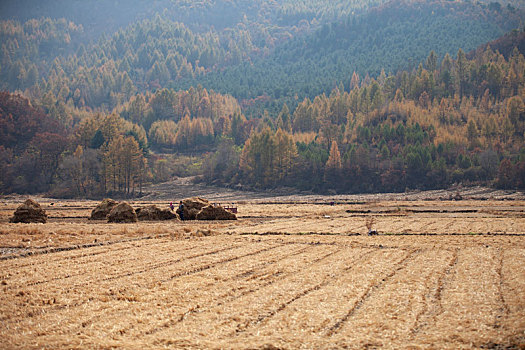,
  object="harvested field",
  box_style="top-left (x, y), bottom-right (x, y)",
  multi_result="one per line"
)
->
top-left (0, 191), bottom-right (524, 348)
